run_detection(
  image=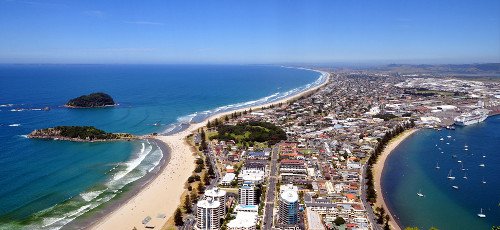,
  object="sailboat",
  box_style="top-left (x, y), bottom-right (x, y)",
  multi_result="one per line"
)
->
top-left (479, 163), bottom-right (485, 167)
top-left (463, 173), bottom-right (467, 179)
top-left (452, 185), bottom-right (459, 189)
top-left (477, 208), bottom-right (486, 218)
top-left (440, 137), bottom-right (444, 141)
top-left (447, 170), bottom-right (455, 180)
top-left (417, 189), bottom-right (424, 197)
top-left (482, 178), bottom-right (486, 184)
top-left (435, 162), bottom-right (440, 169)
